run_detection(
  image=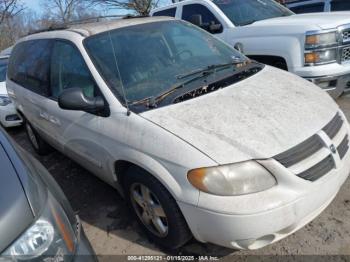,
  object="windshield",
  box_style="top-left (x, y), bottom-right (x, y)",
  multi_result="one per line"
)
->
top-left (84, 20), bottom-right (247, 104)
top-left (0, 58), bottom-right (8, 82)
top-left (214, 0), bottom-right (293, 26)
